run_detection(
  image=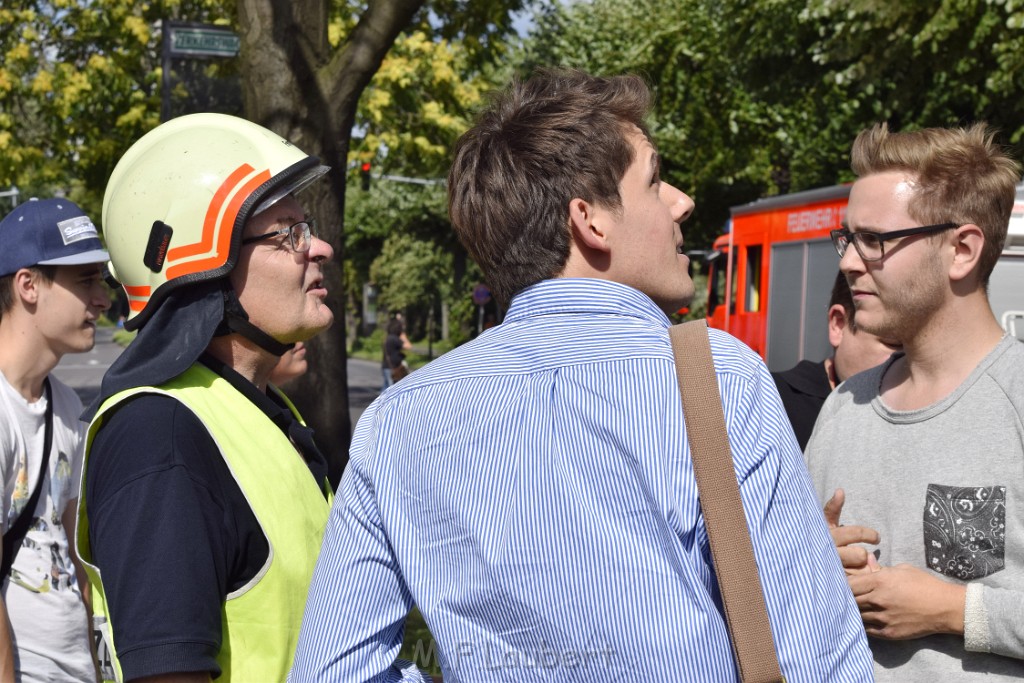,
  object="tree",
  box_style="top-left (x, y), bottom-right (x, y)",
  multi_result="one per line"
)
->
top-left (523, 0), bottom-right (786, 248)
top-left (523, 0), bottom-right (1024, 255)
top-left (344, 178), bottom-right (451, 338)
top-left (343, 26), bottom-right (505, 345)
top-left (234, 0), bottom-right (424, 483)
top-left (370, 232), bottom-right (450, 319)
top-left (356, 29), bottom-right (495, 179)
top-left (236, 0), bottom-right (524, 481)
top-left (0, 0), bottom-right (262, 214)
top-left (804, 0), bottom-right (1024, 153)
top-left (1, 0), bottom-right (172, 211)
